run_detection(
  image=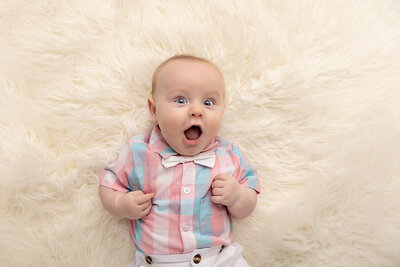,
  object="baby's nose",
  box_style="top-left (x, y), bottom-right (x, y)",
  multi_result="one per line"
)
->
top-left (190, 103), bottom-right (203, 117)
